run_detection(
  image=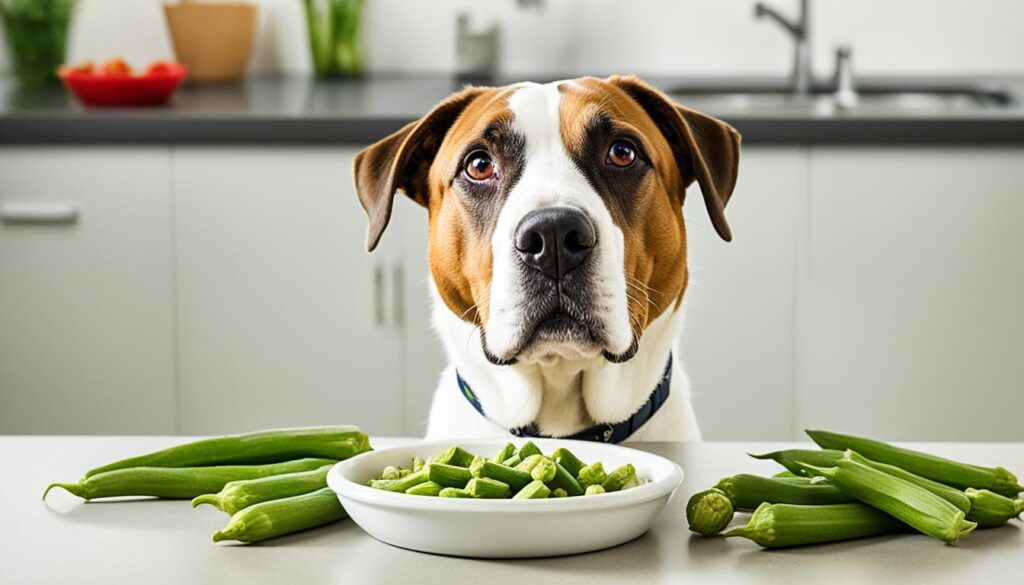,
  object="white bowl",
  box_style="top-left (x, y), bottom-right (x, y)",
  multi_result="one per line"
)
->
top-left (327, 438), bottom-right (683, 558)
